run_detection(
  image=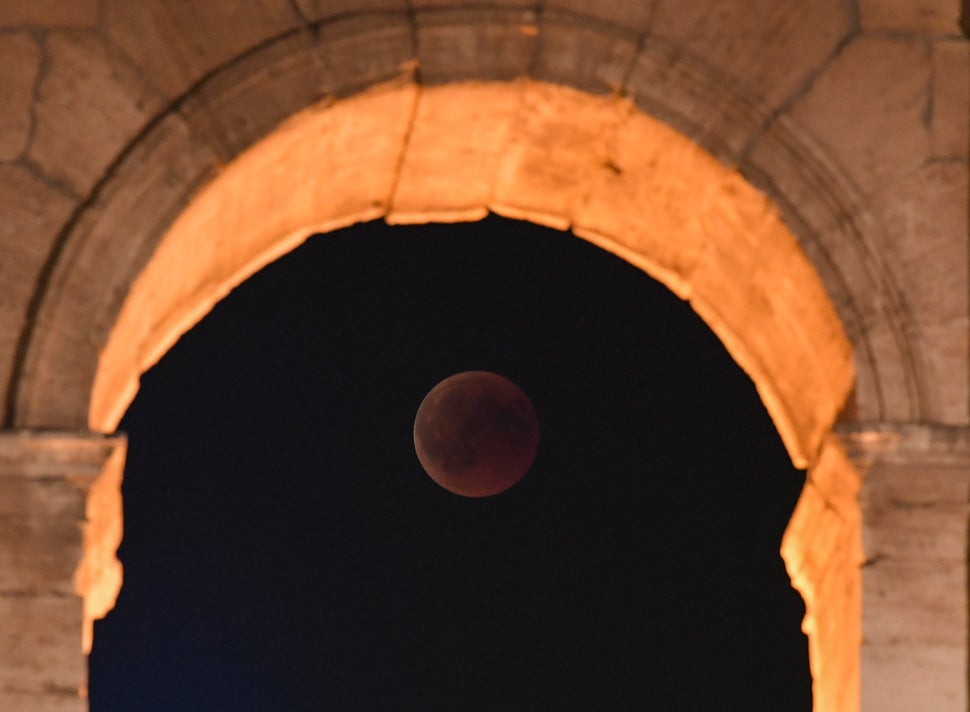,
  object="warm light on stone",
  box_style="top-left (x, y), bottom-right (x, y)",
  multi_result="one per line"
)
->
top-left (0, 4), bottom-right (966, 711)
top-left (86, 79), bottom-right (857, 710)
